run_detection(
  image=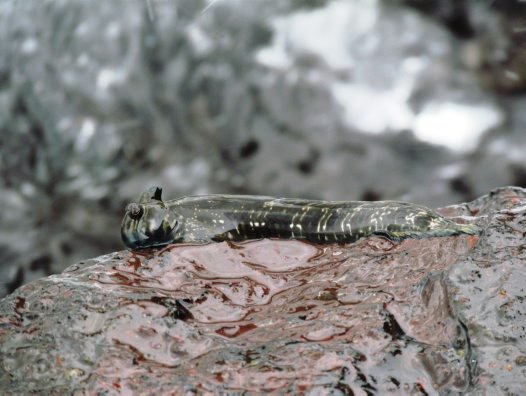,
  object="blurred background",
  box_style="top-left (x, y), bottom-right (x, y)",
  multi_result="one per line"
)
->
top-left (1, 0), bottom-right (526, 297)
